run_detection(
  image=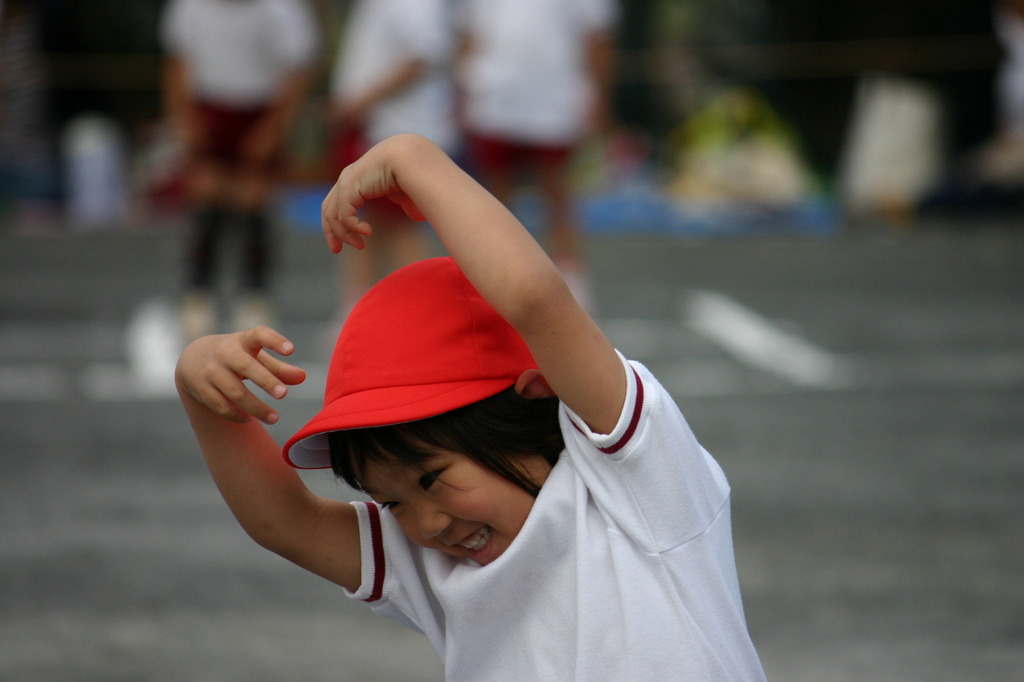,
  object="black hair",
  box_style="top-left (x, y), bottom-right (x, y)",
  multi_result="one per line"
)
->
top-left (328, 388), bottom-right (563, 497)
